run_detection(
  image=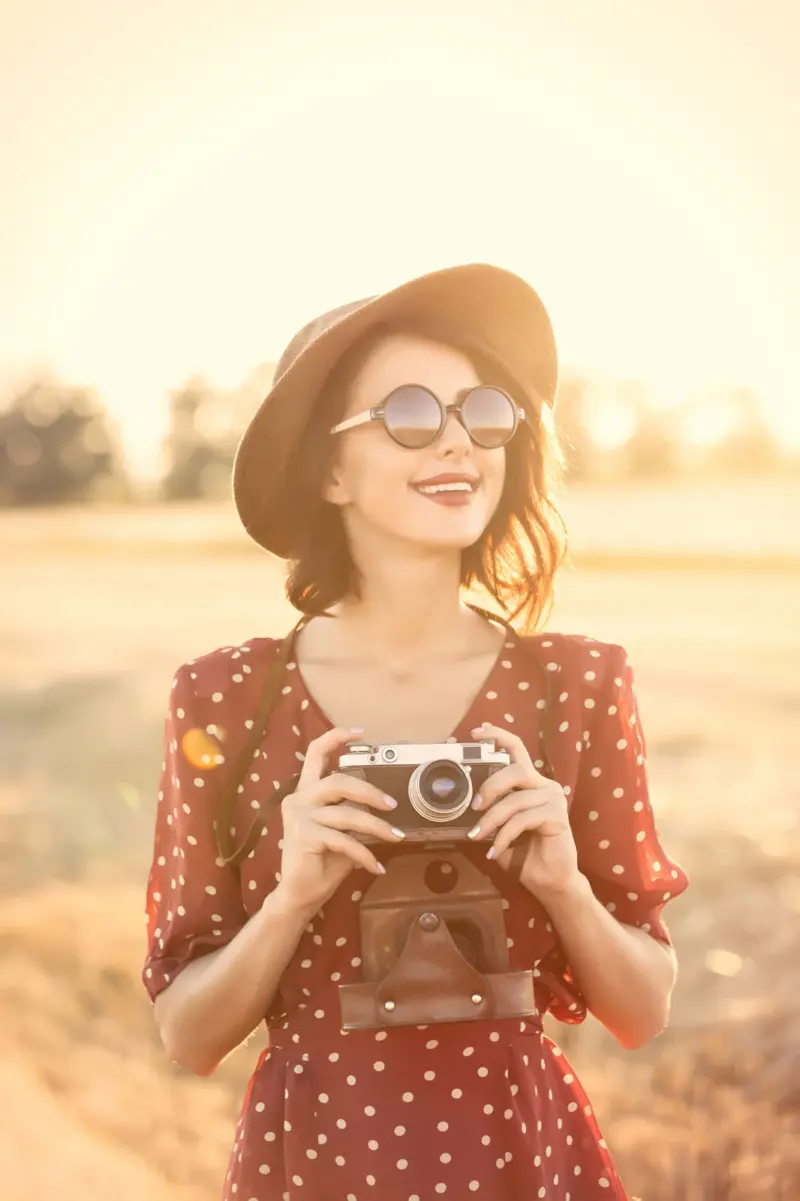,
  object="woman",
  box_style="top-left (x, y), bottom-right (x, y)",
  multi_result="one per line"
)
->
top-left (143, 263), bottom-right (689, 1201)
